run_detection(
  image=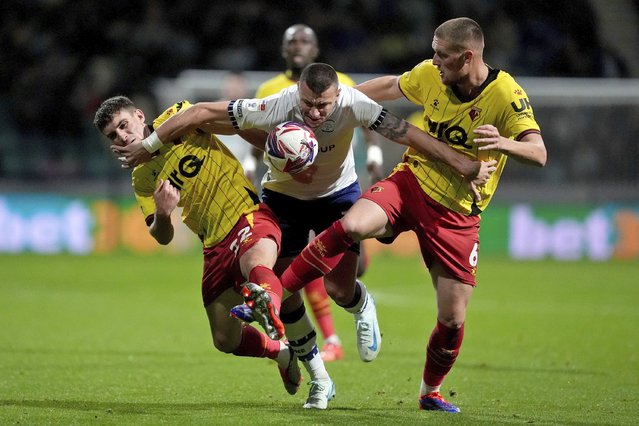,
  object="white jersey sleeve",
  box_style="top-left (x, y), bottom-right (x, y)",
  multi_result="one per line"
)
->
top-left (229, 84), bottom-right (385, 200)
top-left (228, 86), bottom-right (299, 131)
